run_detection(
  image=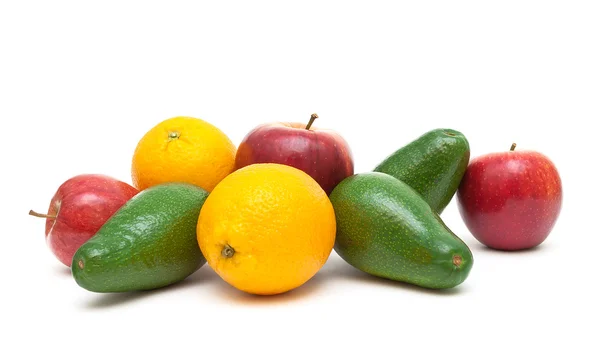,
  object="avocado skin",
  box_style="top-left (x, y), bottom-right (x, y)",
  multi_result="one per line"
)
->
top-left (374, 128), bottom-right (470, 214)
top-left (330, 172), bottom-right (473, 289)
top-left (72, 183), bottom-right (208, 293)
